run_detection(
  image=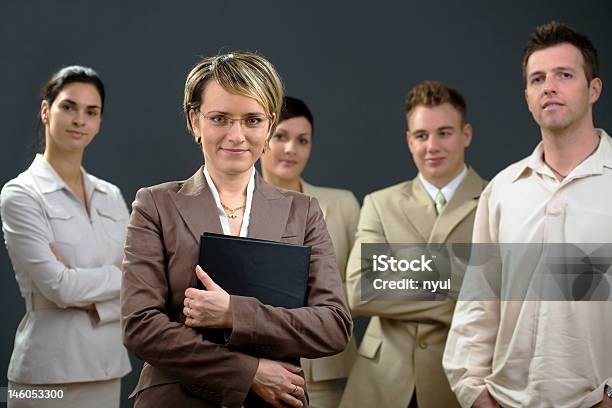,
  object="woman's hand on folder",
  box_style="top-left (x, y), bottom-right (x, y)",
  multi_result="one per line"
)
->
top-left (251, 358), bottom-right (305, 407)
top-left (183, 265), bottom-right (232, 329)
